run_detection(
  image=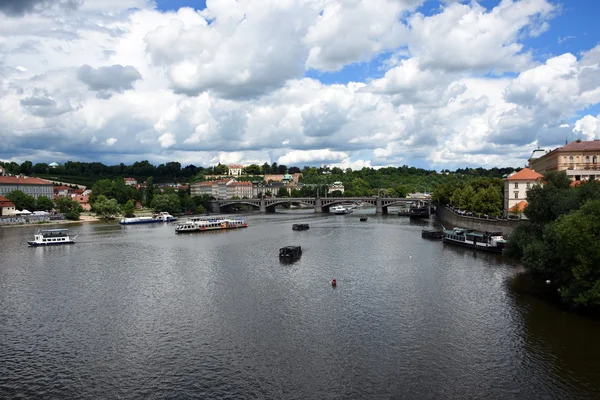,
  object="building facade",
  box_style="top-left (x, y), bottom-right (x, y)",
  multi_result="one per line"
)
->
top-left (227, 181), bottom-right (253, 198)
top-left (0, 176), bottom-right (54, 199)
top-left (529, 139), bottom-right (600, 182)
top-left (504, 168), bottom-right (543, 217)
top-left (228, 164), bottom-right (244, 176)
top-left (0, 195), bottom-right (16, 216)
top-left (328, 181), bottom-right (345, 194)
top-left (124, 177), bottom-right (137, 186)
